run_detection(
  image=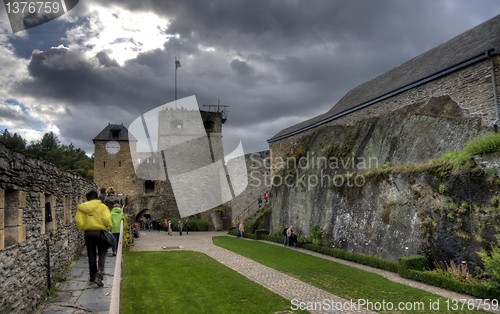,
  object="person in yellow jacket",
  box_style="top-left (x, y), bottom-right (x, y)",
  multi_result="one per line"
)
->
top-left (75, 190), bottom-right (112, 287)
